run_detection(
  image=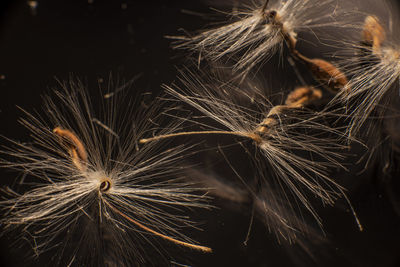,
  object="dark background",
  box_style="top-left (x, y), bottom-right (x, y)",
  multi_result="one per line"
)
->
top-left (0, 0), bottom-right (399, 266)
